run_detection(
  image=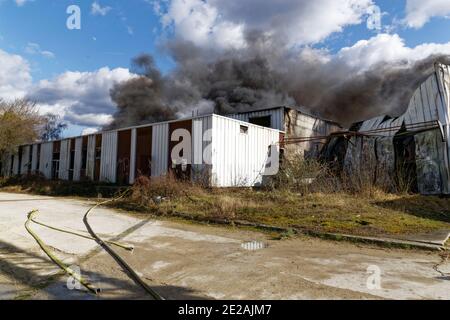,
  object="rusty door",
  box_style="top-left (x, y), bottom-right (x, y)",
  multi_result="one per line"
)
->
top-left (117, 130), bottom-right (132, 185)
top-left (136, 127), bottom-right (152, 178)
top-left (168, 120), bottom-right (192, 180)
